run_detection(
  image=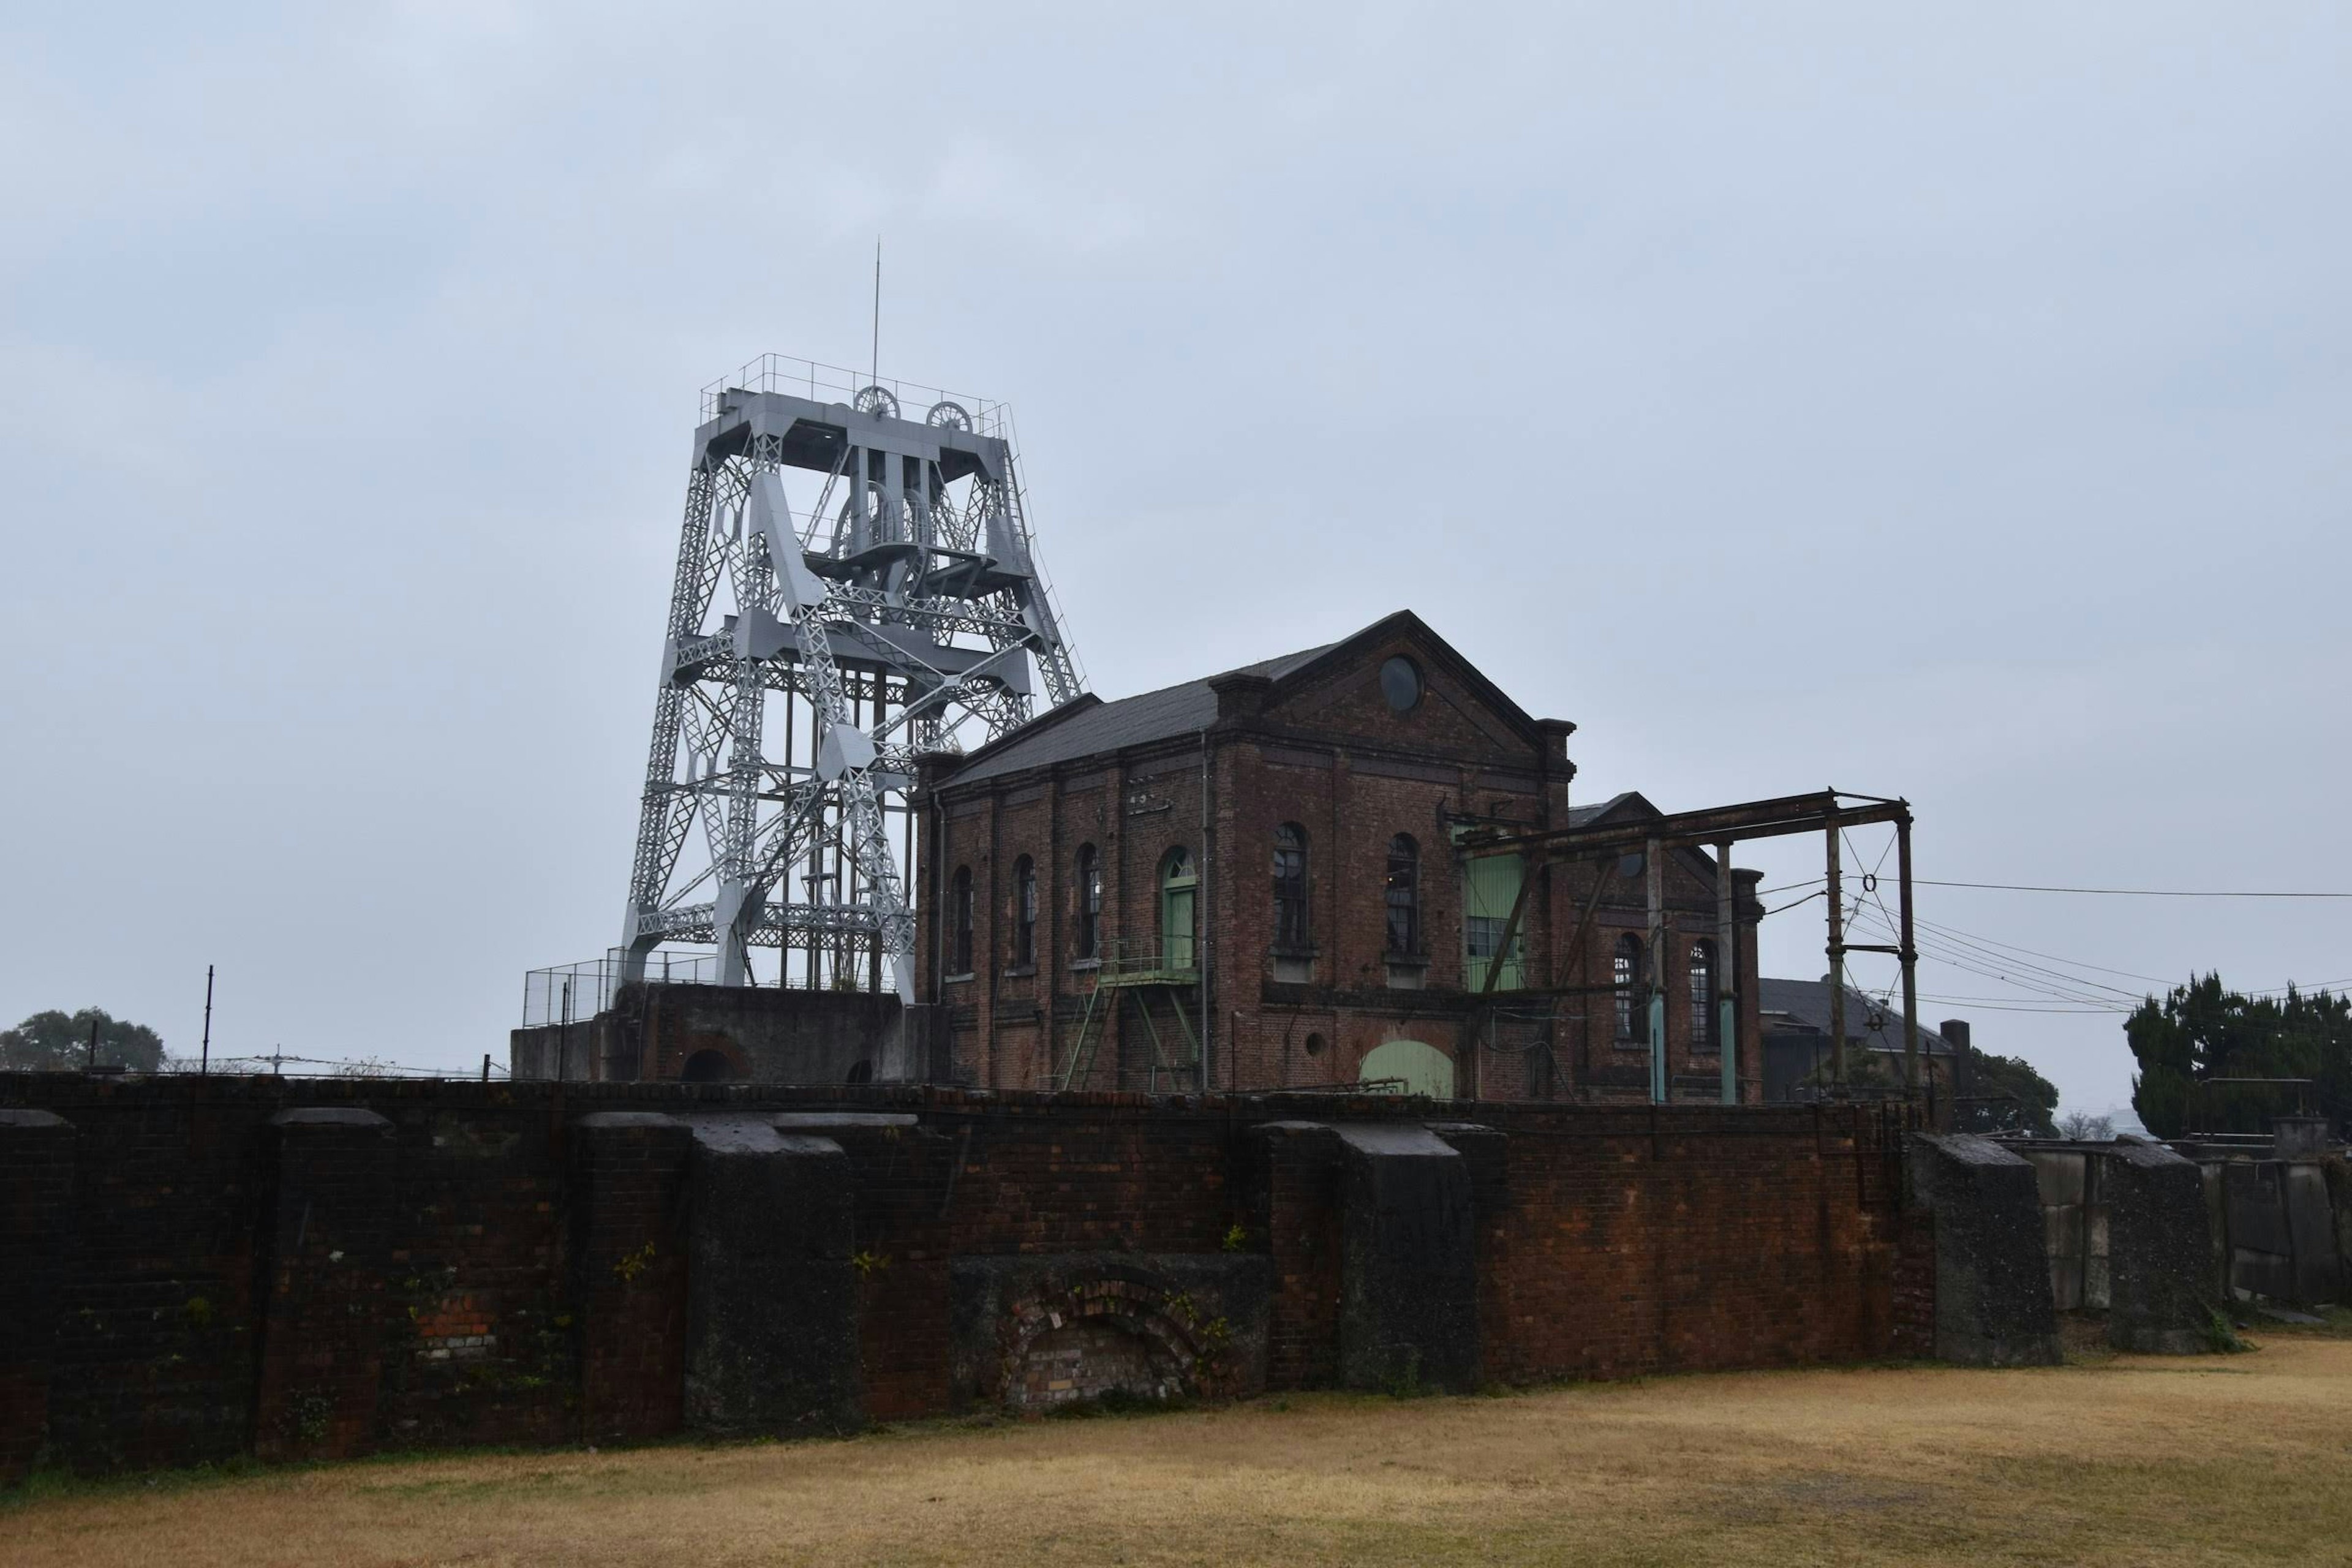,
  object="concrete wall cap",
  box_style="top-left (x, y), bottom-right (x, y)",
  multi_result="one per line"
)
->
top-left (0, 1107), bottom-right (72, 1129)
top-left (772, 1112), bottom-right (918, 1130)
top-left (270, 1107), bottom-right (391, 1130)
top-left (687, 1115), bottom-right (846, 1158)
top-left (1913, 1132), bottom-right (2034, 1168)
top-left (1335, 1123), bottom-right (1460, 1158)
top-left (2106, 1139), bottom-right (2196, 1170)
top-left (574, 1110), bottom-right (688, 1131)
